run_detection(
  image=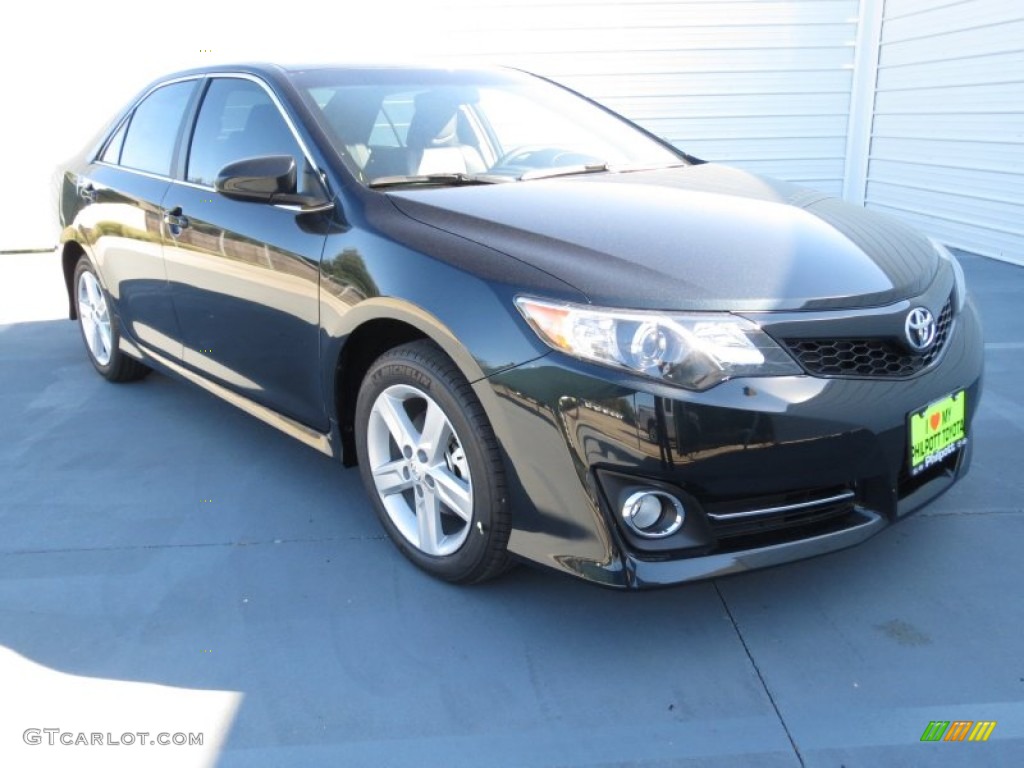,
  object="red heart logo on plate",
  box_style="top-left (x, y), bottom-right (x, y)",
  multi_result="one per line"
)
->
top-left (930, 412), bottom-right (941, 431)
